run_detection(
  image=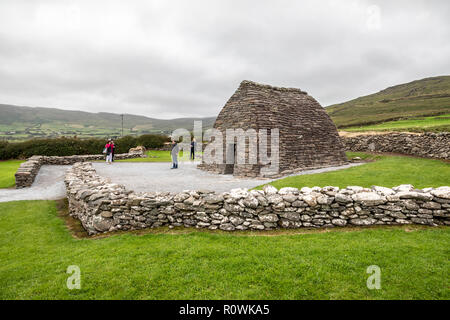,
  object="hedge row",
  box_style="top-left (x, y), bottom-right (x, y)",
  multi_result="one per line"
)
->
top-left (0, 134), bottom-right (168, 160)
